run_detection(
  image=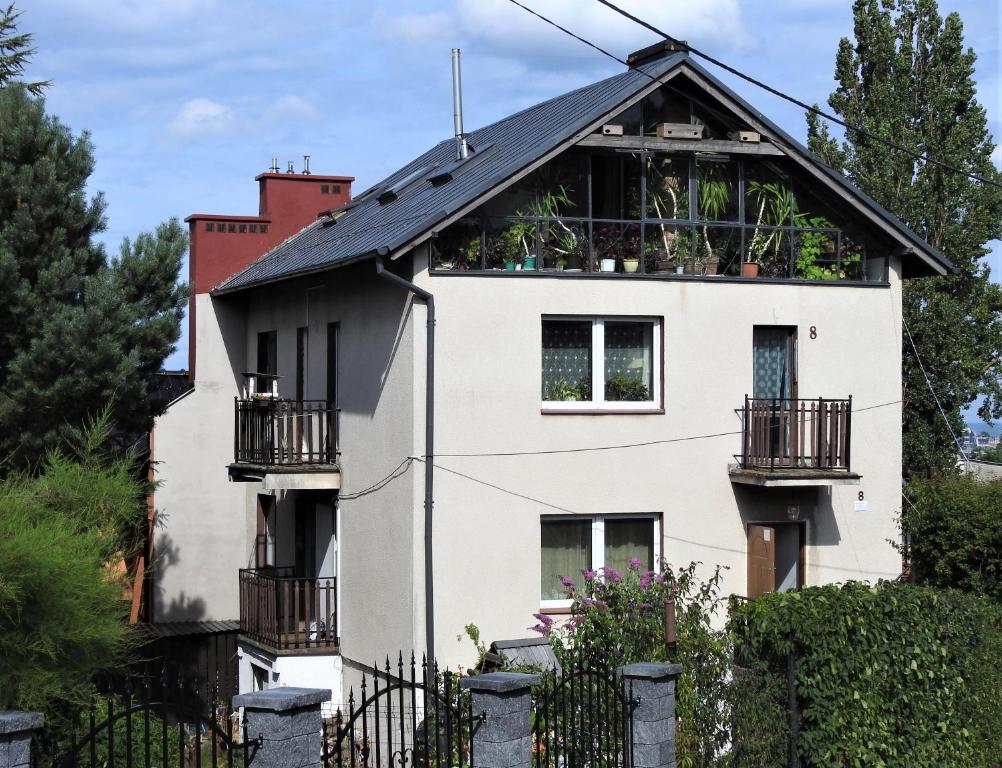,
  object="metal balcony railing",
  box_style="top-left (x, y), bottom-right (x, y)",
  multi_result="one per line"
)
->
top-left (741, 396), bottom-right (852, 471)
top-left (233, 398), bottom-right (337, 466)
top-left (238, 568), bottom-right (337, 651)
